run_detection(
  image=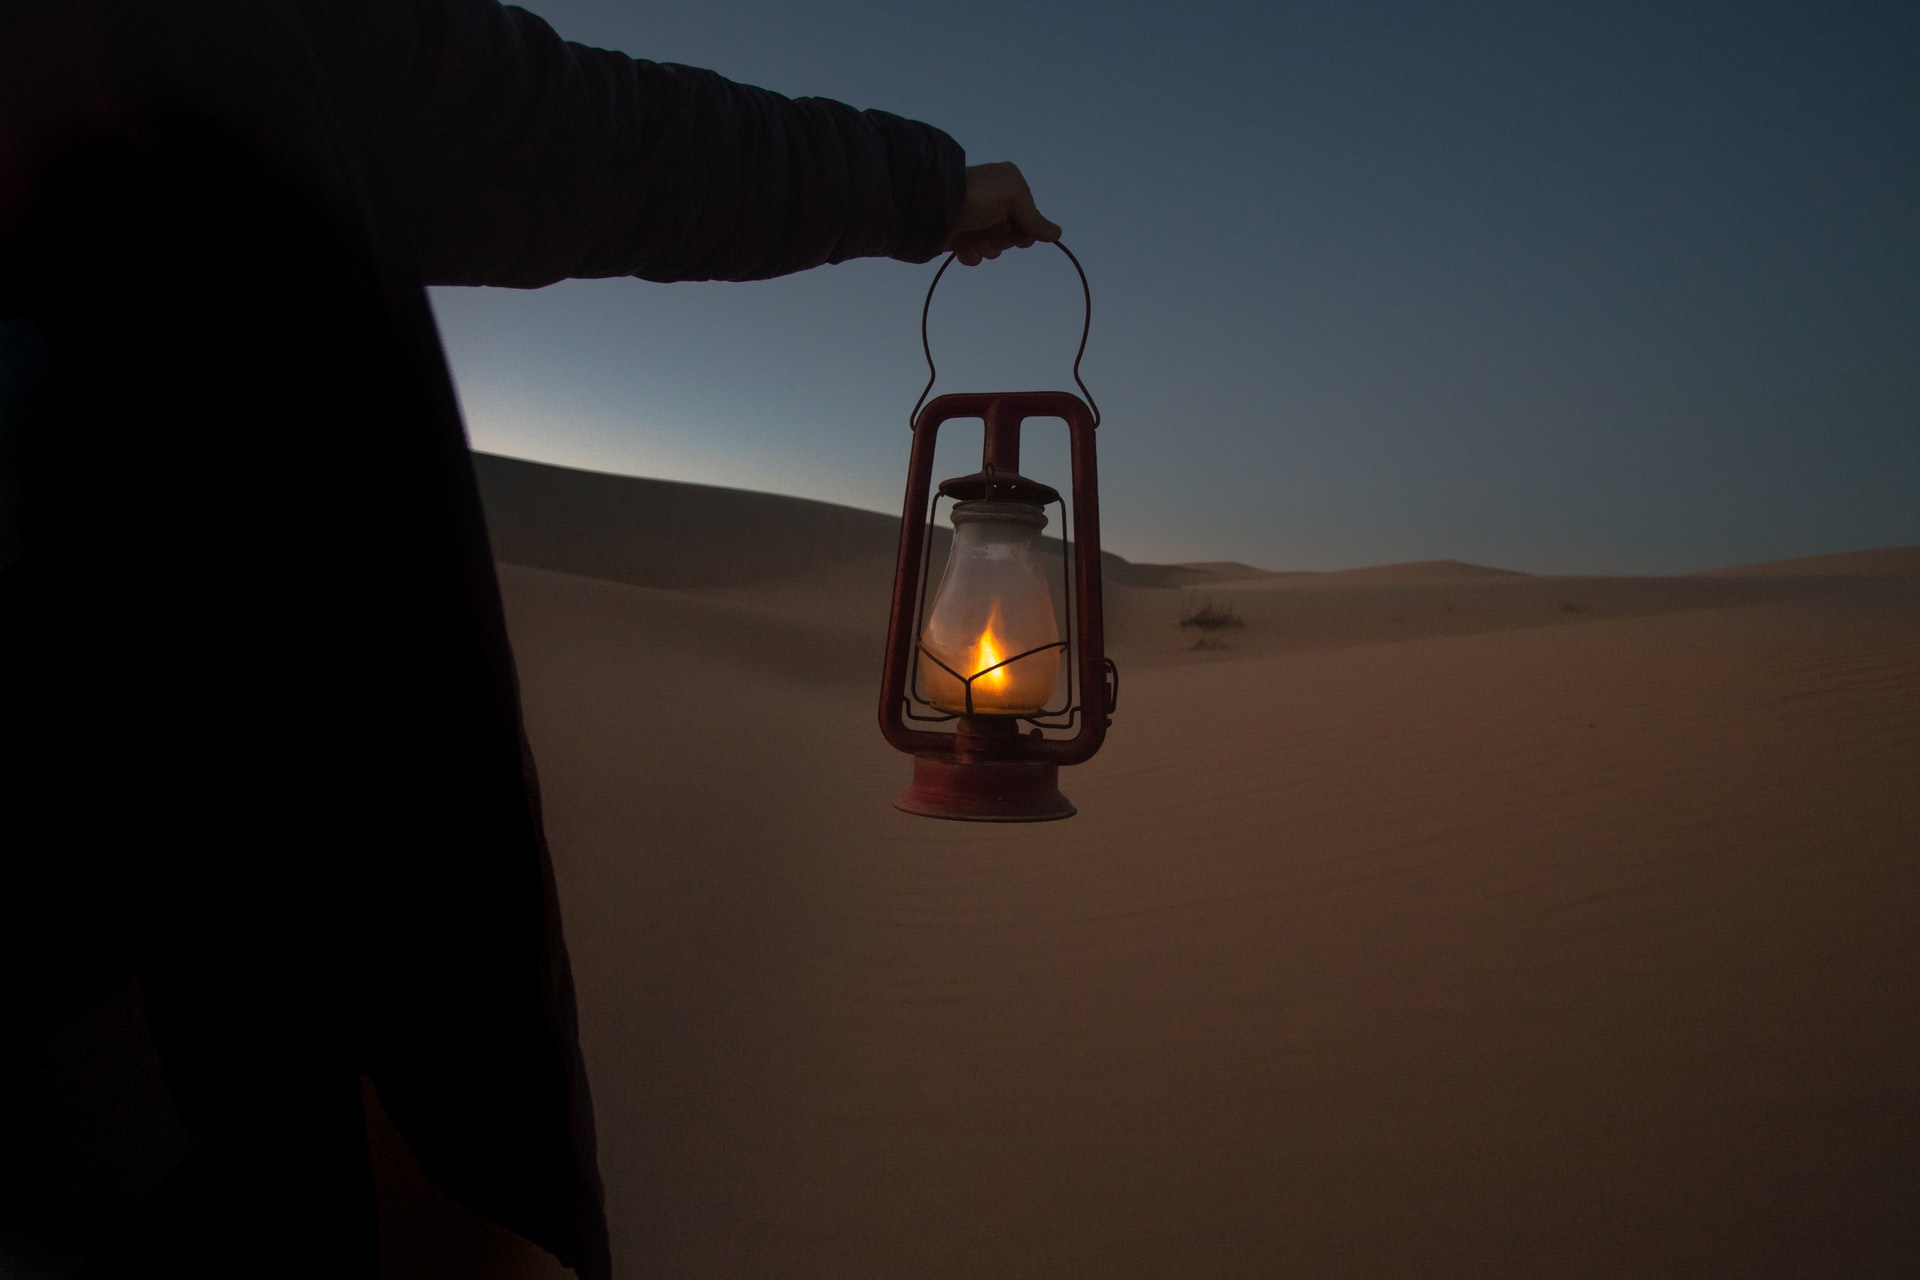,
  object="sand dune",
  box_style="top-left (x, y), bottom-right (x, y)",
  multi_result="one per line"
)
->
top-left (369, 458), bottom-right (1920, 1277)
top-left (473, 452), bottom-right (905, 589)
